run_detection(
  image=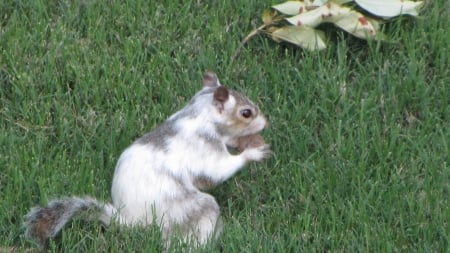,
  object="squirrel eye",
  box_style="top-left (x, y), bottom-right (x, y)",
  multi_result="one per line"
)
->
top-left (240, 109), bottom-right (253, 118)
